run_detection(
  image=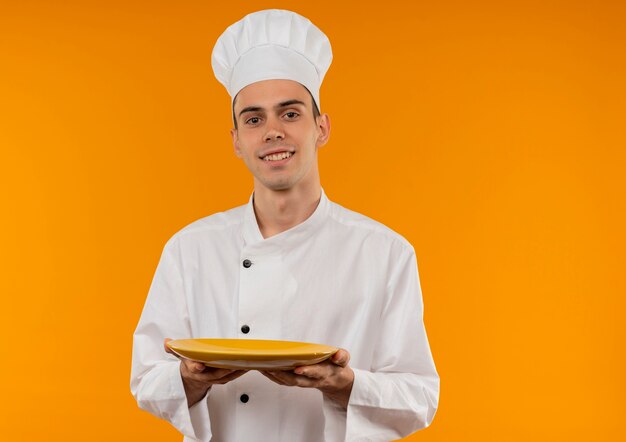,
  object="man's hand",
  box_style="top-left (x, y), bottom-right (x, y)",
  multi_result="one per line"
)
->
top-left (260, 349), bottom-right (354, 409)
top-left (164, 338), bottom-right (247, 407)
